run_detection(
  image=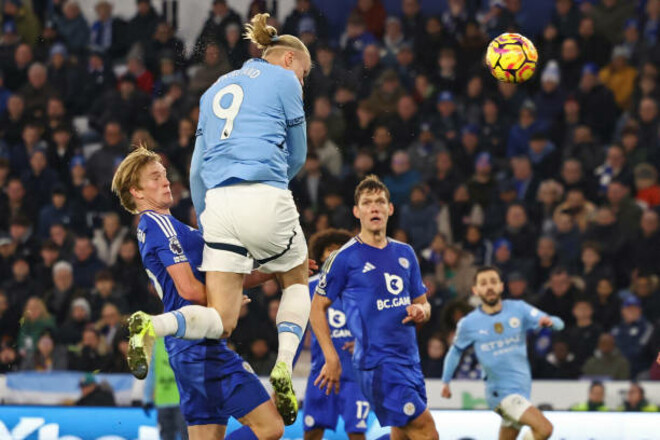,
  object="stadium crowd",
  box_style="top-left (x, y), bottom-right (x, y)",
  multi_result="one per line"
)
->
top-left (0, 0), bottom-right (658, 406)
